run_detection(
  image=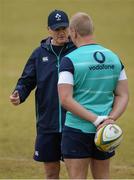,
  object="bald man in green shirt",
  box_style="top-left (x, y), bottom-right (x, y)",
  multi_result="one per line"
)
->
top-left (58, 12), bottom-right (129, 179)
